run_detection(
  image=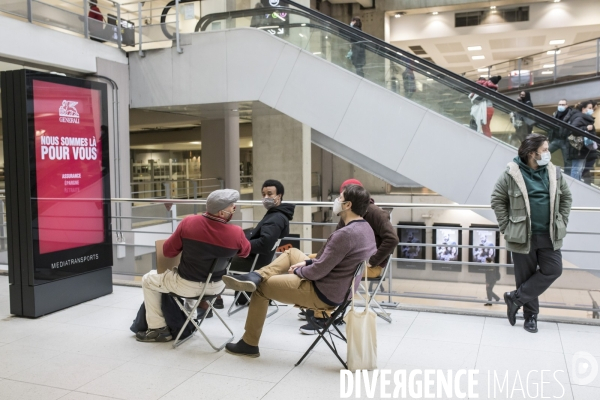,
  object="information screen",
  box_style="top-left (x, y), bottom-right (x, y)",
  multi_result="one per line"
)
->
top-left (33, 80), bottom-right (104, 254)
top-left (27, 75), bottom-right (112, 283)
